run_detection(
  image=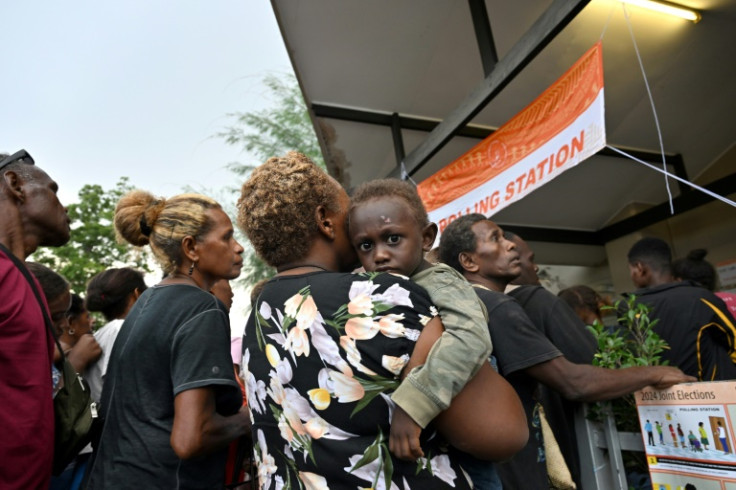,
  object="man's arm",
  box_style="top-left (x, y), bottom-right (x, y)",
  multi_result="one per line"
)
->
top-left (526, 356), bottom-right (695, 402)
